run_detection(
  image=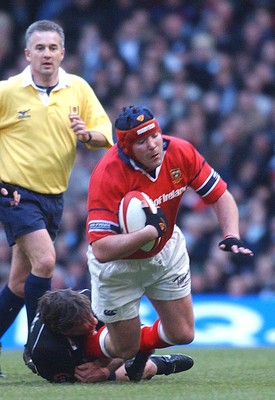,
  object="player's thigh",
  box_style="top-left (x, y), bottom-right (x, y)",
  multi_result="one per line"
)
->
top-left (150, 294), bottom-right (194, 342)
top-left (16, 229), bottom-right (56, 277)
